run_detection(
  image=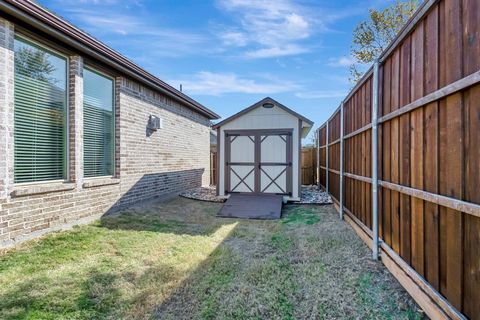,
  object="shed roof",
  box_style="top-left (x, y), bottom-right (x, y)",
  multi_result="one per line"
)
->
top-left (212, 97), bottom-right (314, 129)
top-left (1, 0), bottom-right (220, 120)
